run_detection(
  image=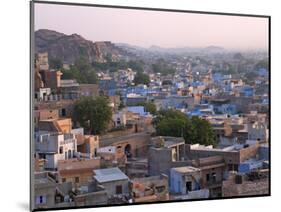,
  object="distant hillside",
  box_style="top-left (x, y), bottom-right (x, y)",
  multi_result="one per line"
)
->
top-left (142, 44), bottom-right (224, 54)
top-left (35, 29), bottom-right (129, 64)
top-left (204, 45), bottom-right (225, 52)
